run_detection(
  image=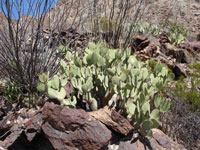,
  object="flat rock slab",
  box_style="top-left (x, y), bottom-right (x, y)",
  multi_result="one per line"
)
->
top-left (42, 102), bottom-right (112, 150)
top-left (89, 106), bottom-right (134, 136)
top-left (108, 128), bottom-right (186, 150)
